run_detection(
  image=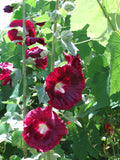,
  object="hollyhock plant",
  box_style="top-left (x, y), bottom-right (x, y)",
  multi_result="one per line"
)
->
top-left (25, 46), bottom-right (48, 69)
top-left (0, 62), bottom-right (14, 86)
top-left (22, 106), bottom-right (67, 152)
top-left (8, 19), bottom-right (36, 45)
top-left (45, 52), bottom-right (85, 110)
